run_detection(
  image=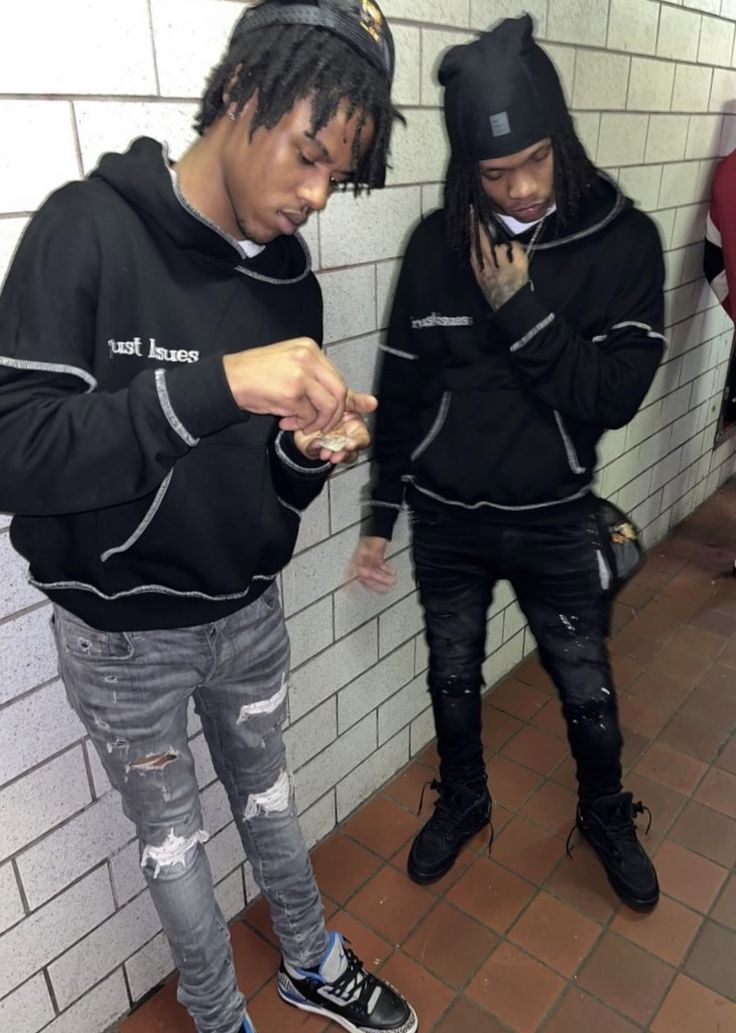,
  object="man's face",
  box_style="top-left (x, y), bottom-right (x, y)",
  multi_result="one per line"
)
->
top-left (478, 138), bottom-right (554, 223)
top-left (219, 96), bottom-right (374, 244)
